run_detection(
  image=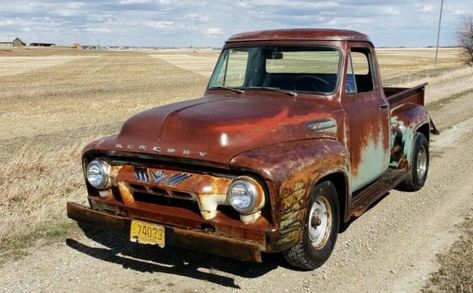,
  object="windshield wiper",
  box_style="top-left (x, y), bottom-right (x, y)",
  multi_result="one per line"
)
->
top-left (208, 86), bottom-right (245, 94)
top-left (245, 86), bottom-right (297, 97)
